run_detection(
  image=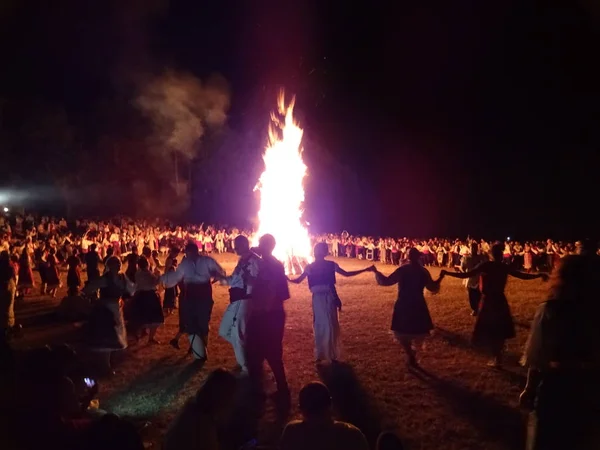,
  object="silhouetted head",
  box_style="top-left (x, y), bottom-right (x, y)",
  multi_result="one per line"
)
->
top-left (258, 234), bottom-right (276, 257)
top-left (184, 242), bottom-right (199, 259)
top-left (138, 256), bottom-right (149, 271)
top-left (298, 382), bottom-right (332, 419)
top-left (491, 243), bottom-right (503, 261)
top-left (234, 235), bottom-right (250, 256)
top-left (408, 247), bottom-right (421, 263)
top-left (105, 256), bottom-right (121, 273)
top-left (314, 242), bottom-right (329, 260)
